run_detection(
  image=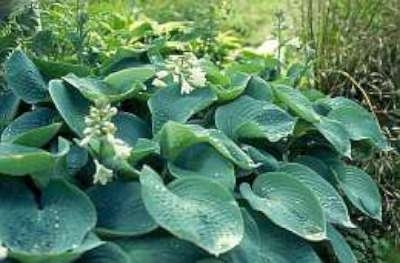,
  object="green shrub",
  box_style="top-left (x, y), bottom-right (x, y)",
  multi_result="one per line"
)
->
top-left (0, 42), bottom-right (390, 262)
